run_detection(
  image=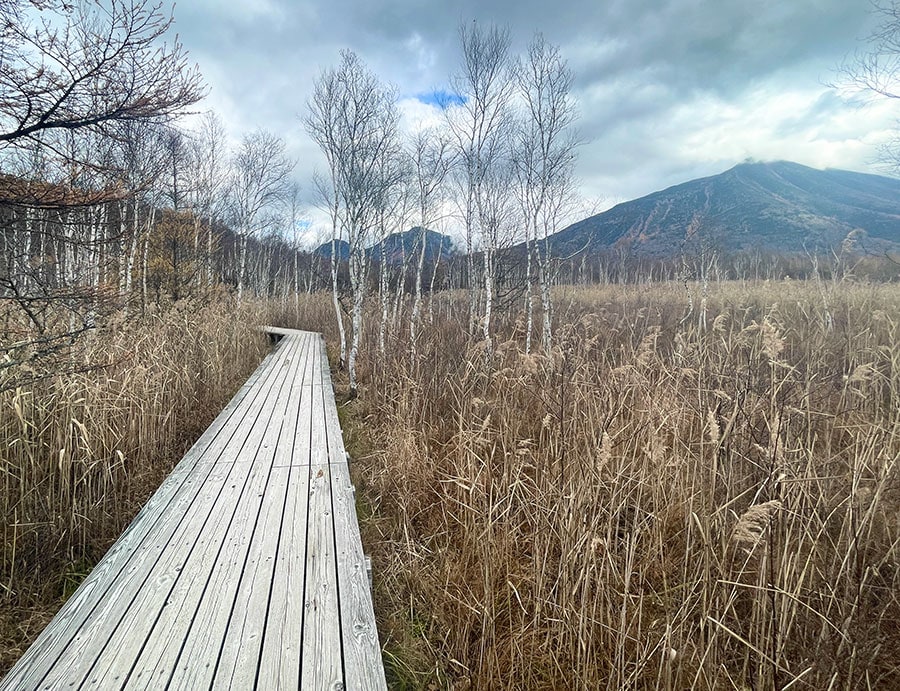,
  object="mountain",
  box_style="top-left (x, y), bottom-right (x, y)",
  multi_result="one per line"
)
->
top-left (313, 238), bottom-right (350, 260)
top-left (549, 161), bottom-right (900, 258)
top-left (371, 227), bottom-right (455, 263)
top-left (313, 227), bottom-right (455, 264)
